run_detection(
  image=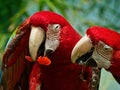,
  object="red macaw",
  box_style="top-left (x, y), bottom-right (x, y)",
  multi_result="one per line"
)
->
top-left (1, 11), bottom-right (92, 90)
top-left (71, 26), bottom-right (120, 84)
